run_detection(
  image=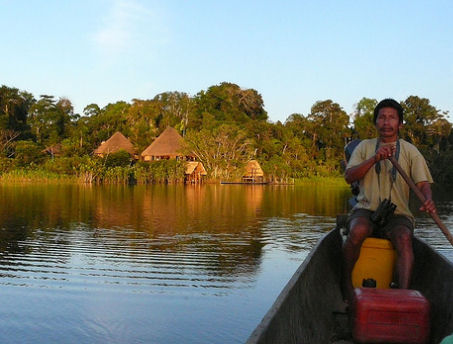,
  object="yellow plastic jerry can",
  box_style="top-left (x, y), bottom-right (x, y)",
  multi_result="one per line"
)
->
top-left (352, 237), bottom-right (397, 289)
